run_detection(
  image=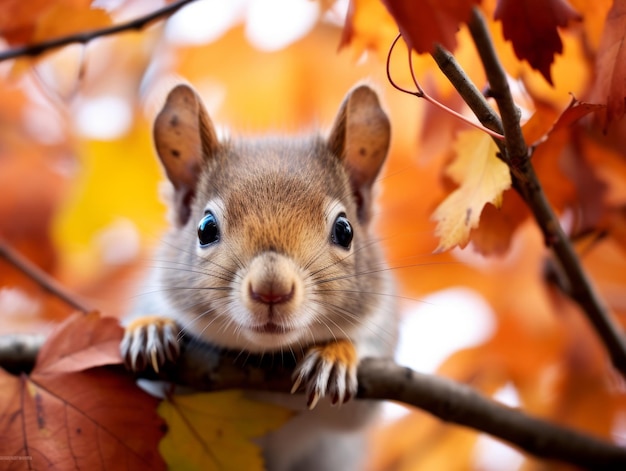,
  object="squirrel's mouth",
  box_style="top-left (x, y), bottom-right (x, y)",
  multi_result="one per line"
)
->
top-left (250, 322), bottom-right (292, 335)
